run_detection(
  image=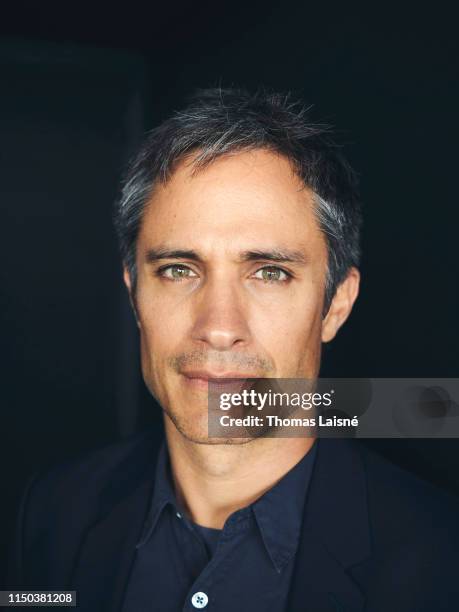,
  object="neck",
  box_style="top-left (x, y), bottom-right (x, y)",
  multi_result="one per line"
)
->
top-left (163, 416), bottom-right (316, 529)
